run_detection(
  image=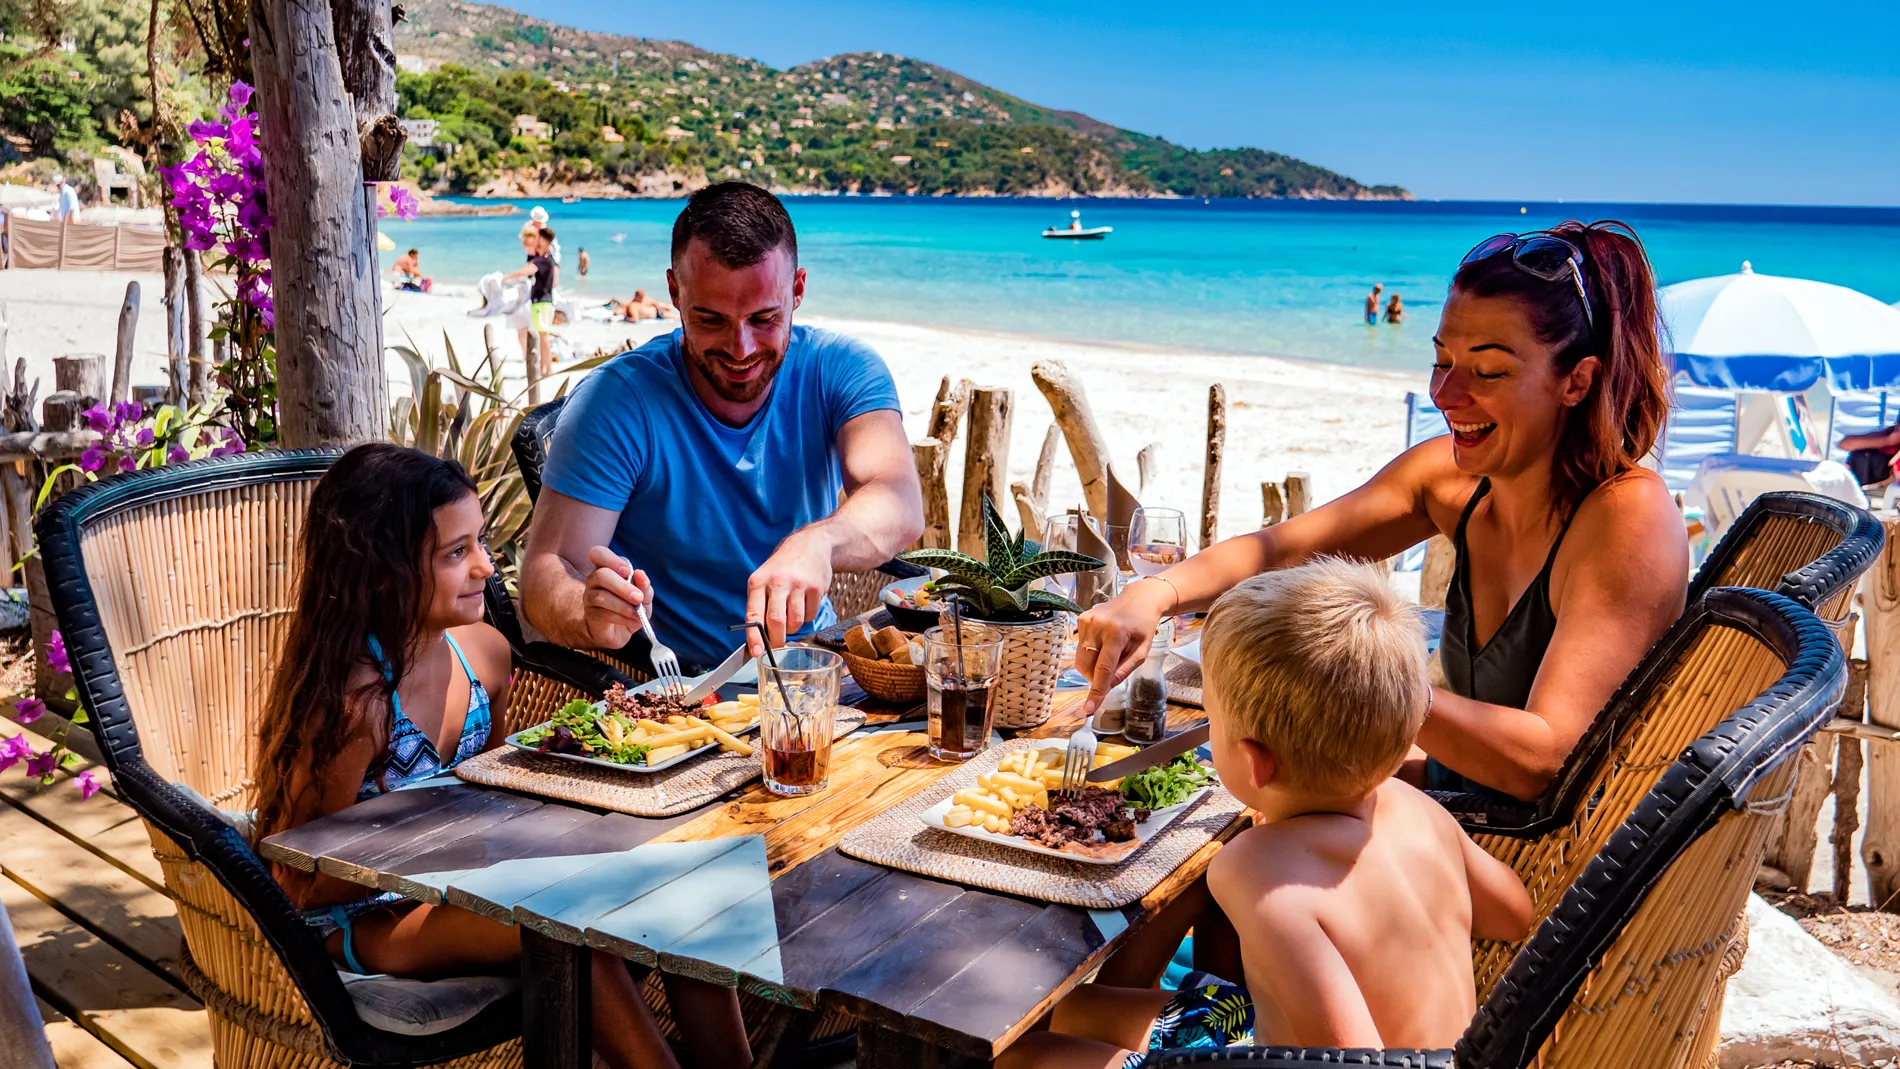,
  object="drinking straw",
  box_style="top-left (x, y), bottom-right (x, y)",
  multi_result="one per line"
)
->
top-left (730, 621), bottom-right (798, 715)
top-left (947, 594), bottom-right (966, 686)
